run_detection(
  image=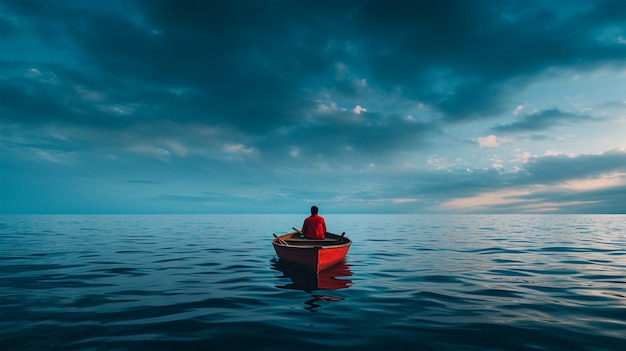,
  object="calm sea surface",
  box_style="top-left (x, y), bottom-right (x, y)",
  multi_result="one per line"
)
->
top-left (1, 214), bottom-right (625, 351)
